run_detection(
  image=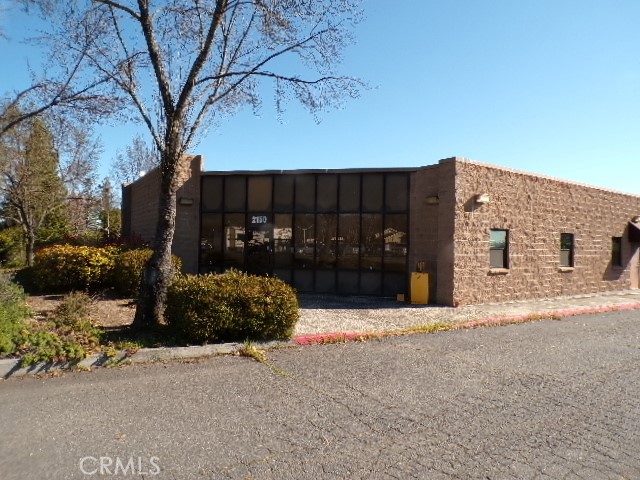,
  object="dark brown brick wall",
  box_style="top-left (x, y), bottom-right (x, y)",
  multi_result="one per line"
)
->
top-left (121, 155), bottom-right (203, 273)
